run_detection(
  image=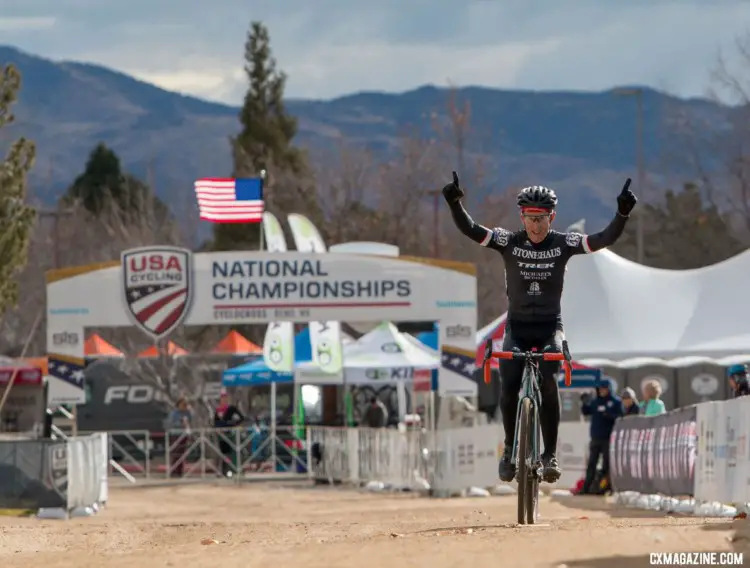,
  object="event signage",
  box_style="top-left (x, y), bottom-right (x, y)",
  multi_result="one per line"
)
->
top-left (609, 405), bottom-right (697, 495)
top-left (47, 248), bottom-right (478, 402)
